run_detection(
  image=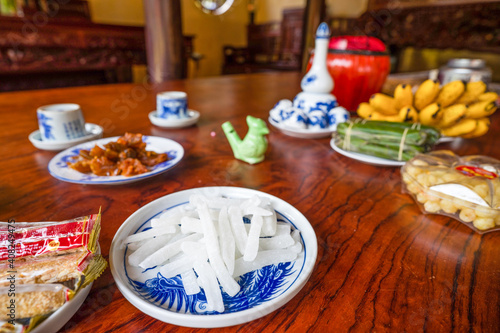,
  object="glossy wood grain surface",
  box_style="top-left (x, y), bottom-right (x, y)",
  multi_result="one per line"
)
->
top-left (1, 72), bottom-right (499, 332)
